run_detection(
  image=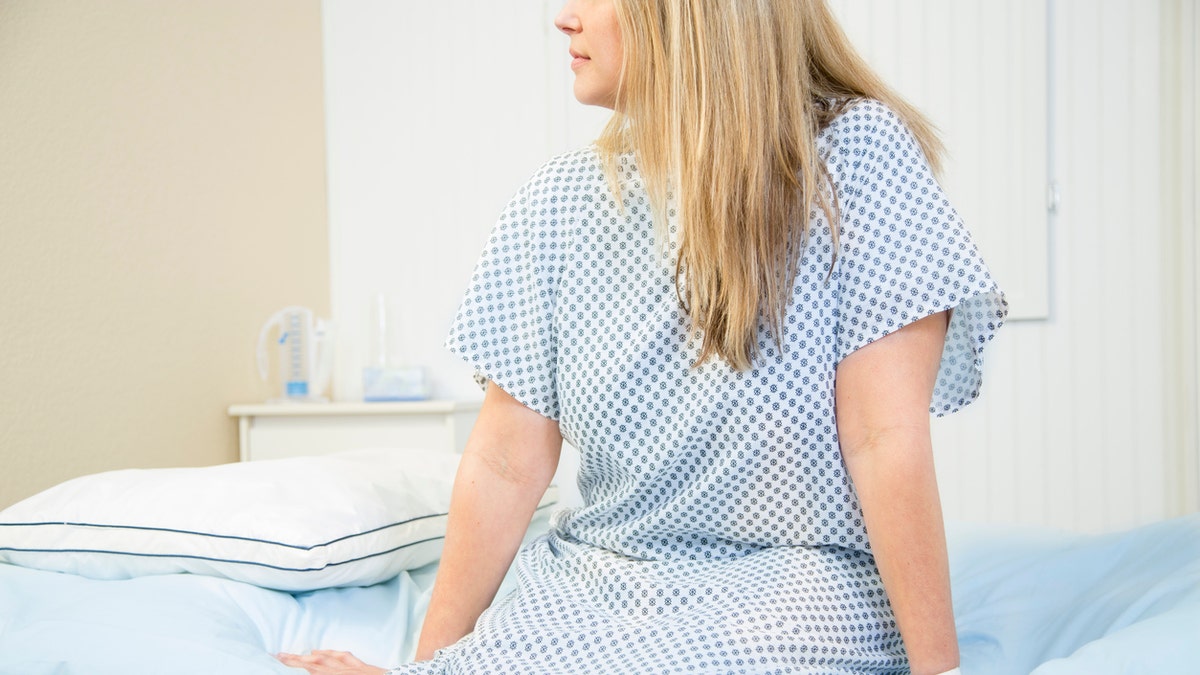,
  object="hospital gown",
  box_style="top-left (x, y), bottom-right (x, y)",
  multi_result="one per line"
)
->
top-left (394, 99), bottom-right (1007, 674)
